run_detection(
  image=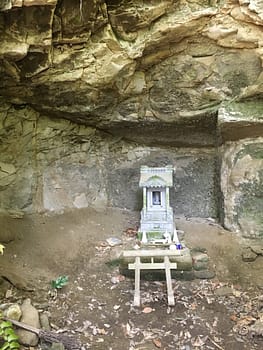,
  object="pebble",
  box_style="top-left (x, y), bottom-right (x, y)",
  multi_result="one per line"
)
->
top-left (0, 303), bottom-right (12, 310)
top-left (40, 312), bottom-right (51, 331)
top-left (194, 270), bottom-right (215, 280)
top-left (250, 245), bottom-right (263, 256)
top-left (106, 237), bottom-right (122, 246)
top-left (192, 252), bottom-right (209, 263)
top-left (242, 248), bottom-right (258, 262)
top-left (51, 343), bottom-right (65, 350)
top-left (214, 286), bottom-right (234, 296)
